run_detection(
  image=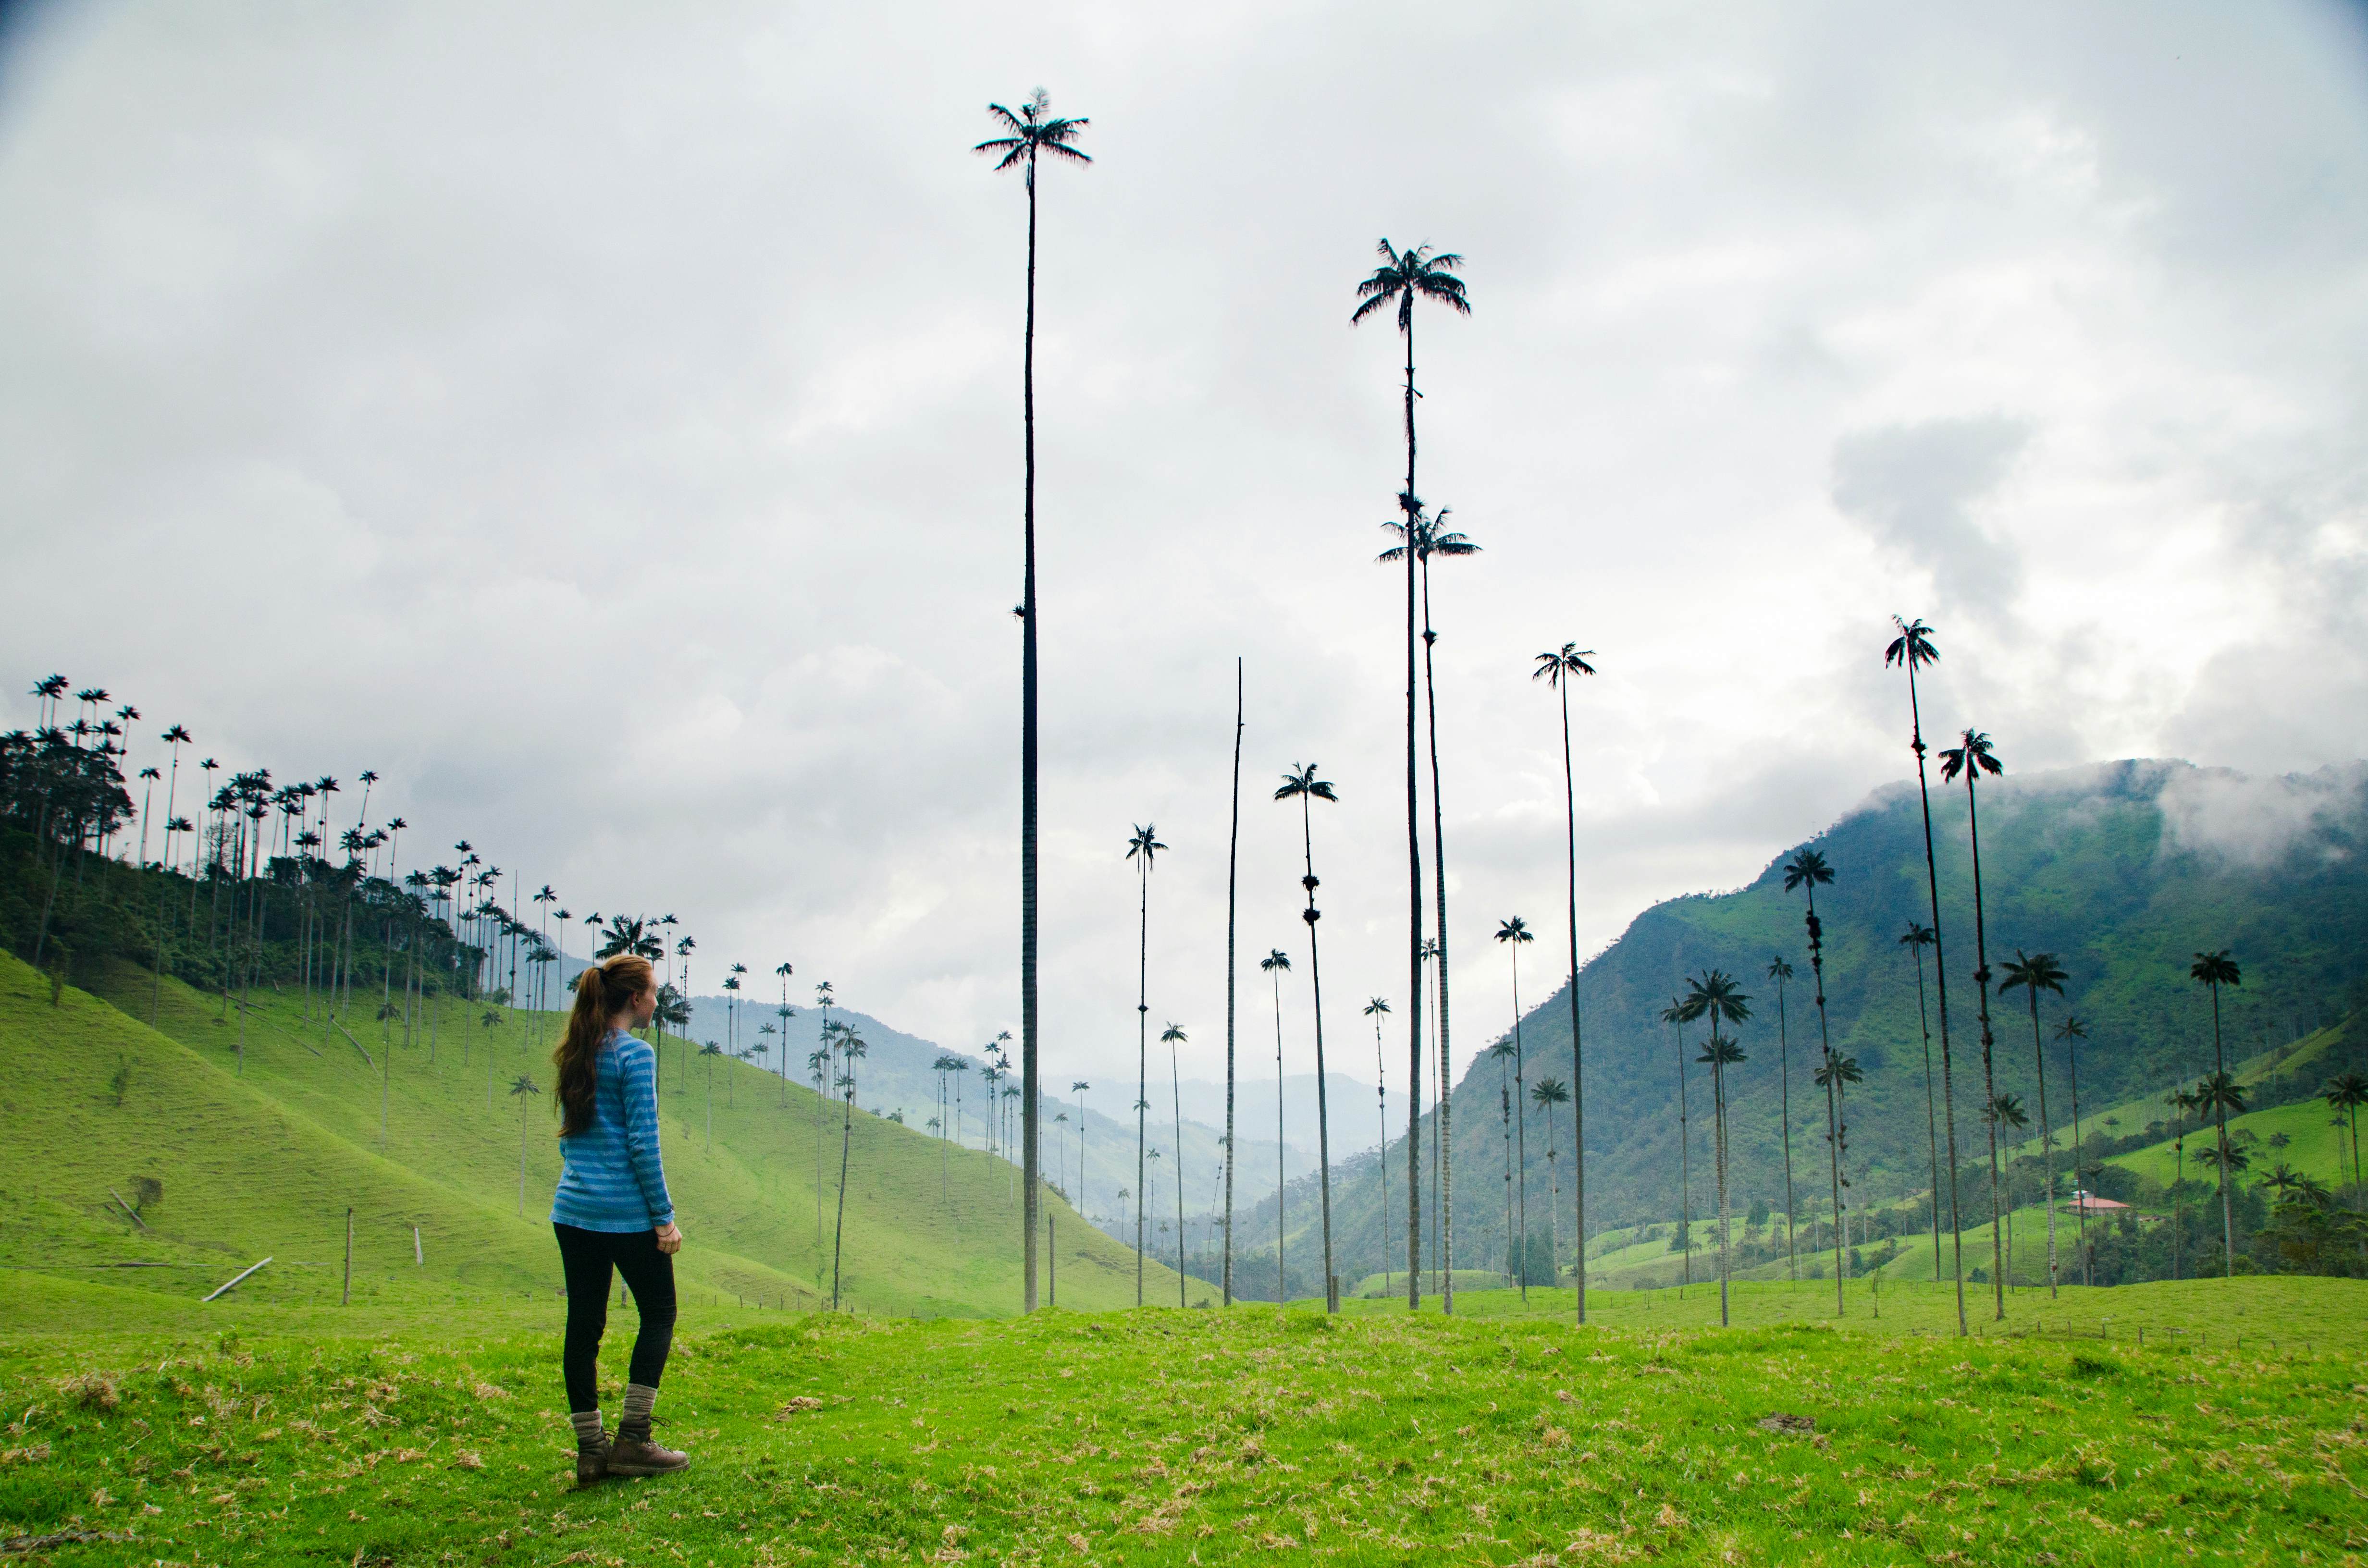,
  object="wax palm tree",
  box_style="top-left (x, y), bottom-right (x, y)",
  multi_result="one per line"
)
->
top-left (1887, 616), bottom-right (1970, 1333)
top-left (2048, 1014), bottom-right (2092, 1282)
top-left (1532, 646), bottom-right (1598, 1318)
top-left (1277, 761), bottom-right (1344, 1309)
top-left (1659, 993), bottom-right (1694, 1287)
top-left (1223, 657), bottom-right (1243, 1306)
top-left (1072, 1079), bottom-right (1091, 1211)
top-left (1998, 950), bottom-right (2069, 1296)
top-left (1531, 1075), bottom-right (1572, 1284)
top-left (978, 89), bottom-right (1090, 1313)
top-left (1364, 995), bottom-right (1393, 1292)
top-left (1160, 1022), bottom-right (1190, 1304)
top-left (2192, 1065), bottom-right (2249, 1272)
top-left (1679, 970), bottom-right (1752, 1324)
top-left (1983, 1092), bottom-right (2029, 1281)
top-left (510, 1075), bottom-right (540, 1216)
top-left (700, 1041), bottom-right (723, 1150)
top-left (1355, 238), bottom-right (1469, 1313)
top-left (1811, 1049), bottom-right (1862, 1305)
top-left (2323, 1072), bottom-right (2368, 1199)
top-left (1766, 954), bottom-right (1799, 1280)
top-left (1261, 947), bottom-right (1291, 1299)
top-left (2187, 950), bottom-right (2244, 1272)
top-left (830, 1029), bottom-right (869, 1310)
top-left (1897, 924), bottom-right (1945, 1279)
top-left (1493, 915), bottom-right (1536, 1301)
top-left (2166, 1085), bottom-right (2199, 1279)
top-left (1939, 727), bottom-right (2007, 1319)
top-left (1781, 846), bottom-right (1843, 1309)
top-left (1124, 822), bottom-right (1165, 1305)
top-left (1490, 1038), bottom-right (1517, 1277)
